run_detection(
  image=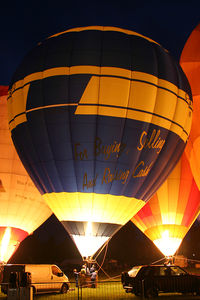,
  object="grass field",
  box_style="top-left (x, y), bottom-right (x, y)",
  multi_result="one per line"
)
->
top-left (0, 281), bottom-right (132, 300)
top-left (2, 269), bottom-right (200, 300)
top-left (2, 281), bottom-right (200, 300)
